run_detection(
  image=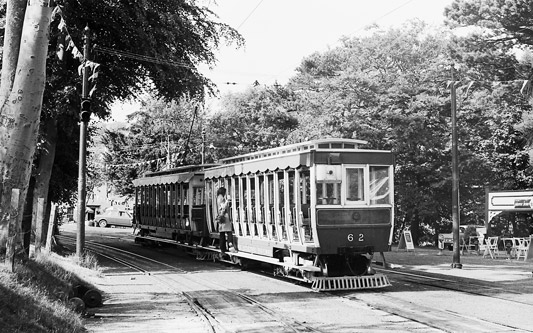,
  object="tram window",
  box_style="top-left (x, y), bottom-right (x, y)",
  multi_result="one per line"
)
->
top-left (288, 170), bottom-right (295, 205)
top-left (370, 166), bottom-right (390, 204)
top-left (346, 167), bottom-right (365, 203)
top-left (278, 172), bottom-right (285, 208)
top-left (226, 180), bottom-right (232, 201)
top-left (316, 182), bottom-right (340, 205)
top-left (259, 176), bottom-right (265, 206)
top-left (300, 169), bottom-right (311, 205)
top-left (182, 186), bottom-right (189, 204)
top-left (242, 177), bottom-right (248, 208)
top-left (175, 185), bottom-right (181, 216)
top-left (193, 187), bottom-right (204, 205)
top-left (250, 177), bottom-right (256, 206)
